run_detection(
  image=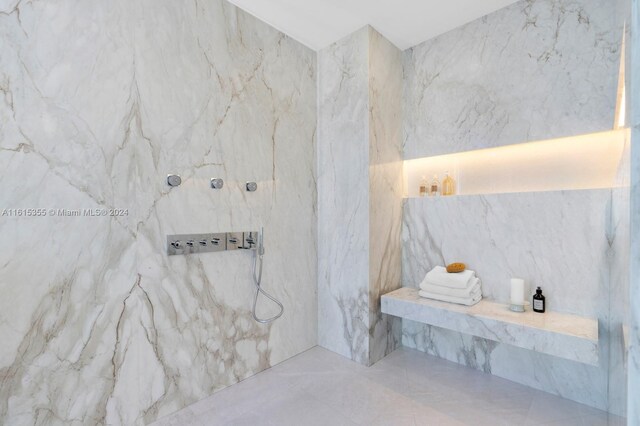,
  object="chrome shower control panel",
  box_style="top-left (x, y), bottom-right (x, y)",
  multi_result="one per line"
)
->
top-left (167, 231), bottom-right (258, 255)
